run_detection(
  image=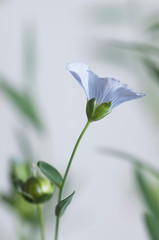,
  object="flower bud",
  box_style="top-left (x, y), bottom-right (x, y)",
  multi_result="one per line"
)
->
top-left (21, 176), bottom-right (55, 204)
